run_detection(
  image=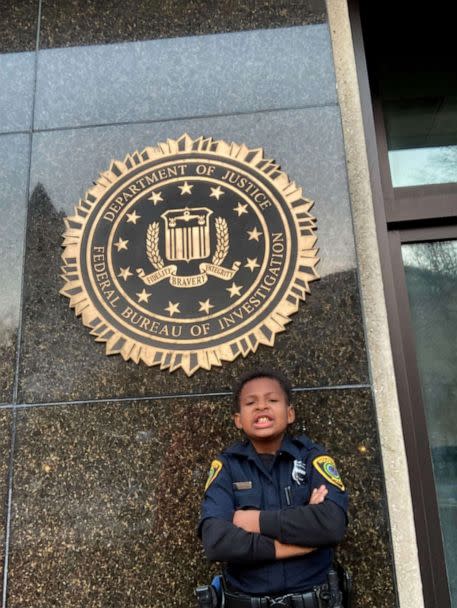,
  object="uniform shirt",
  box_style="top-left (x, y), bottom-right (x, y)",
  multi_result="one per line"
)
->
top-left (199, 434), bottom-right (348, 596)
